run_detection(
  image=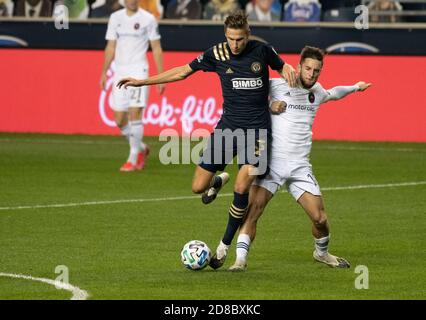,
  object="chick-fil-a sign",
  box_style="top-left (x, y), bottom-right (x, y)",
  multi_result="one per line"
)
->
top-left (1, 49), bottom-right (426, 142)
top-left (99, 62), bottom-right (221, 136)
